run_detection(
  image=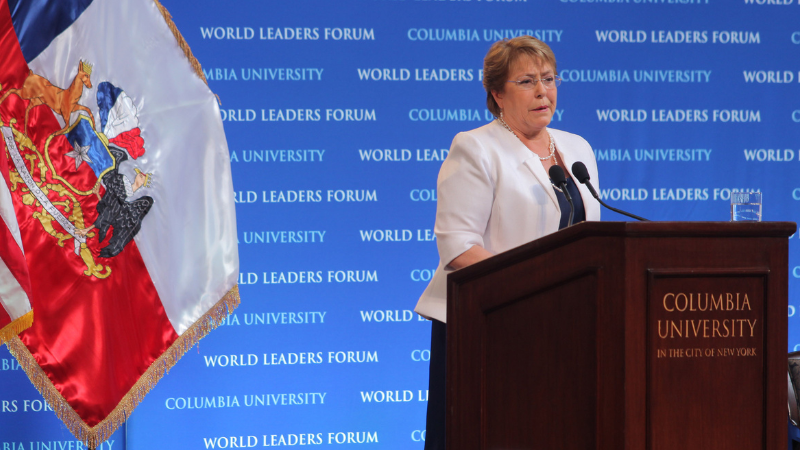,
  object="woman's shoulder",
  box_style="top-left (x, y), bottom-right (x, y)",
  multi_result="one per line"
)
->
top-left (450, 121), bottom-right (507, 156)
top-left (547, 127), bottom-right (591, 148)
top-left (549, 127), bottom-right (597, 168)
